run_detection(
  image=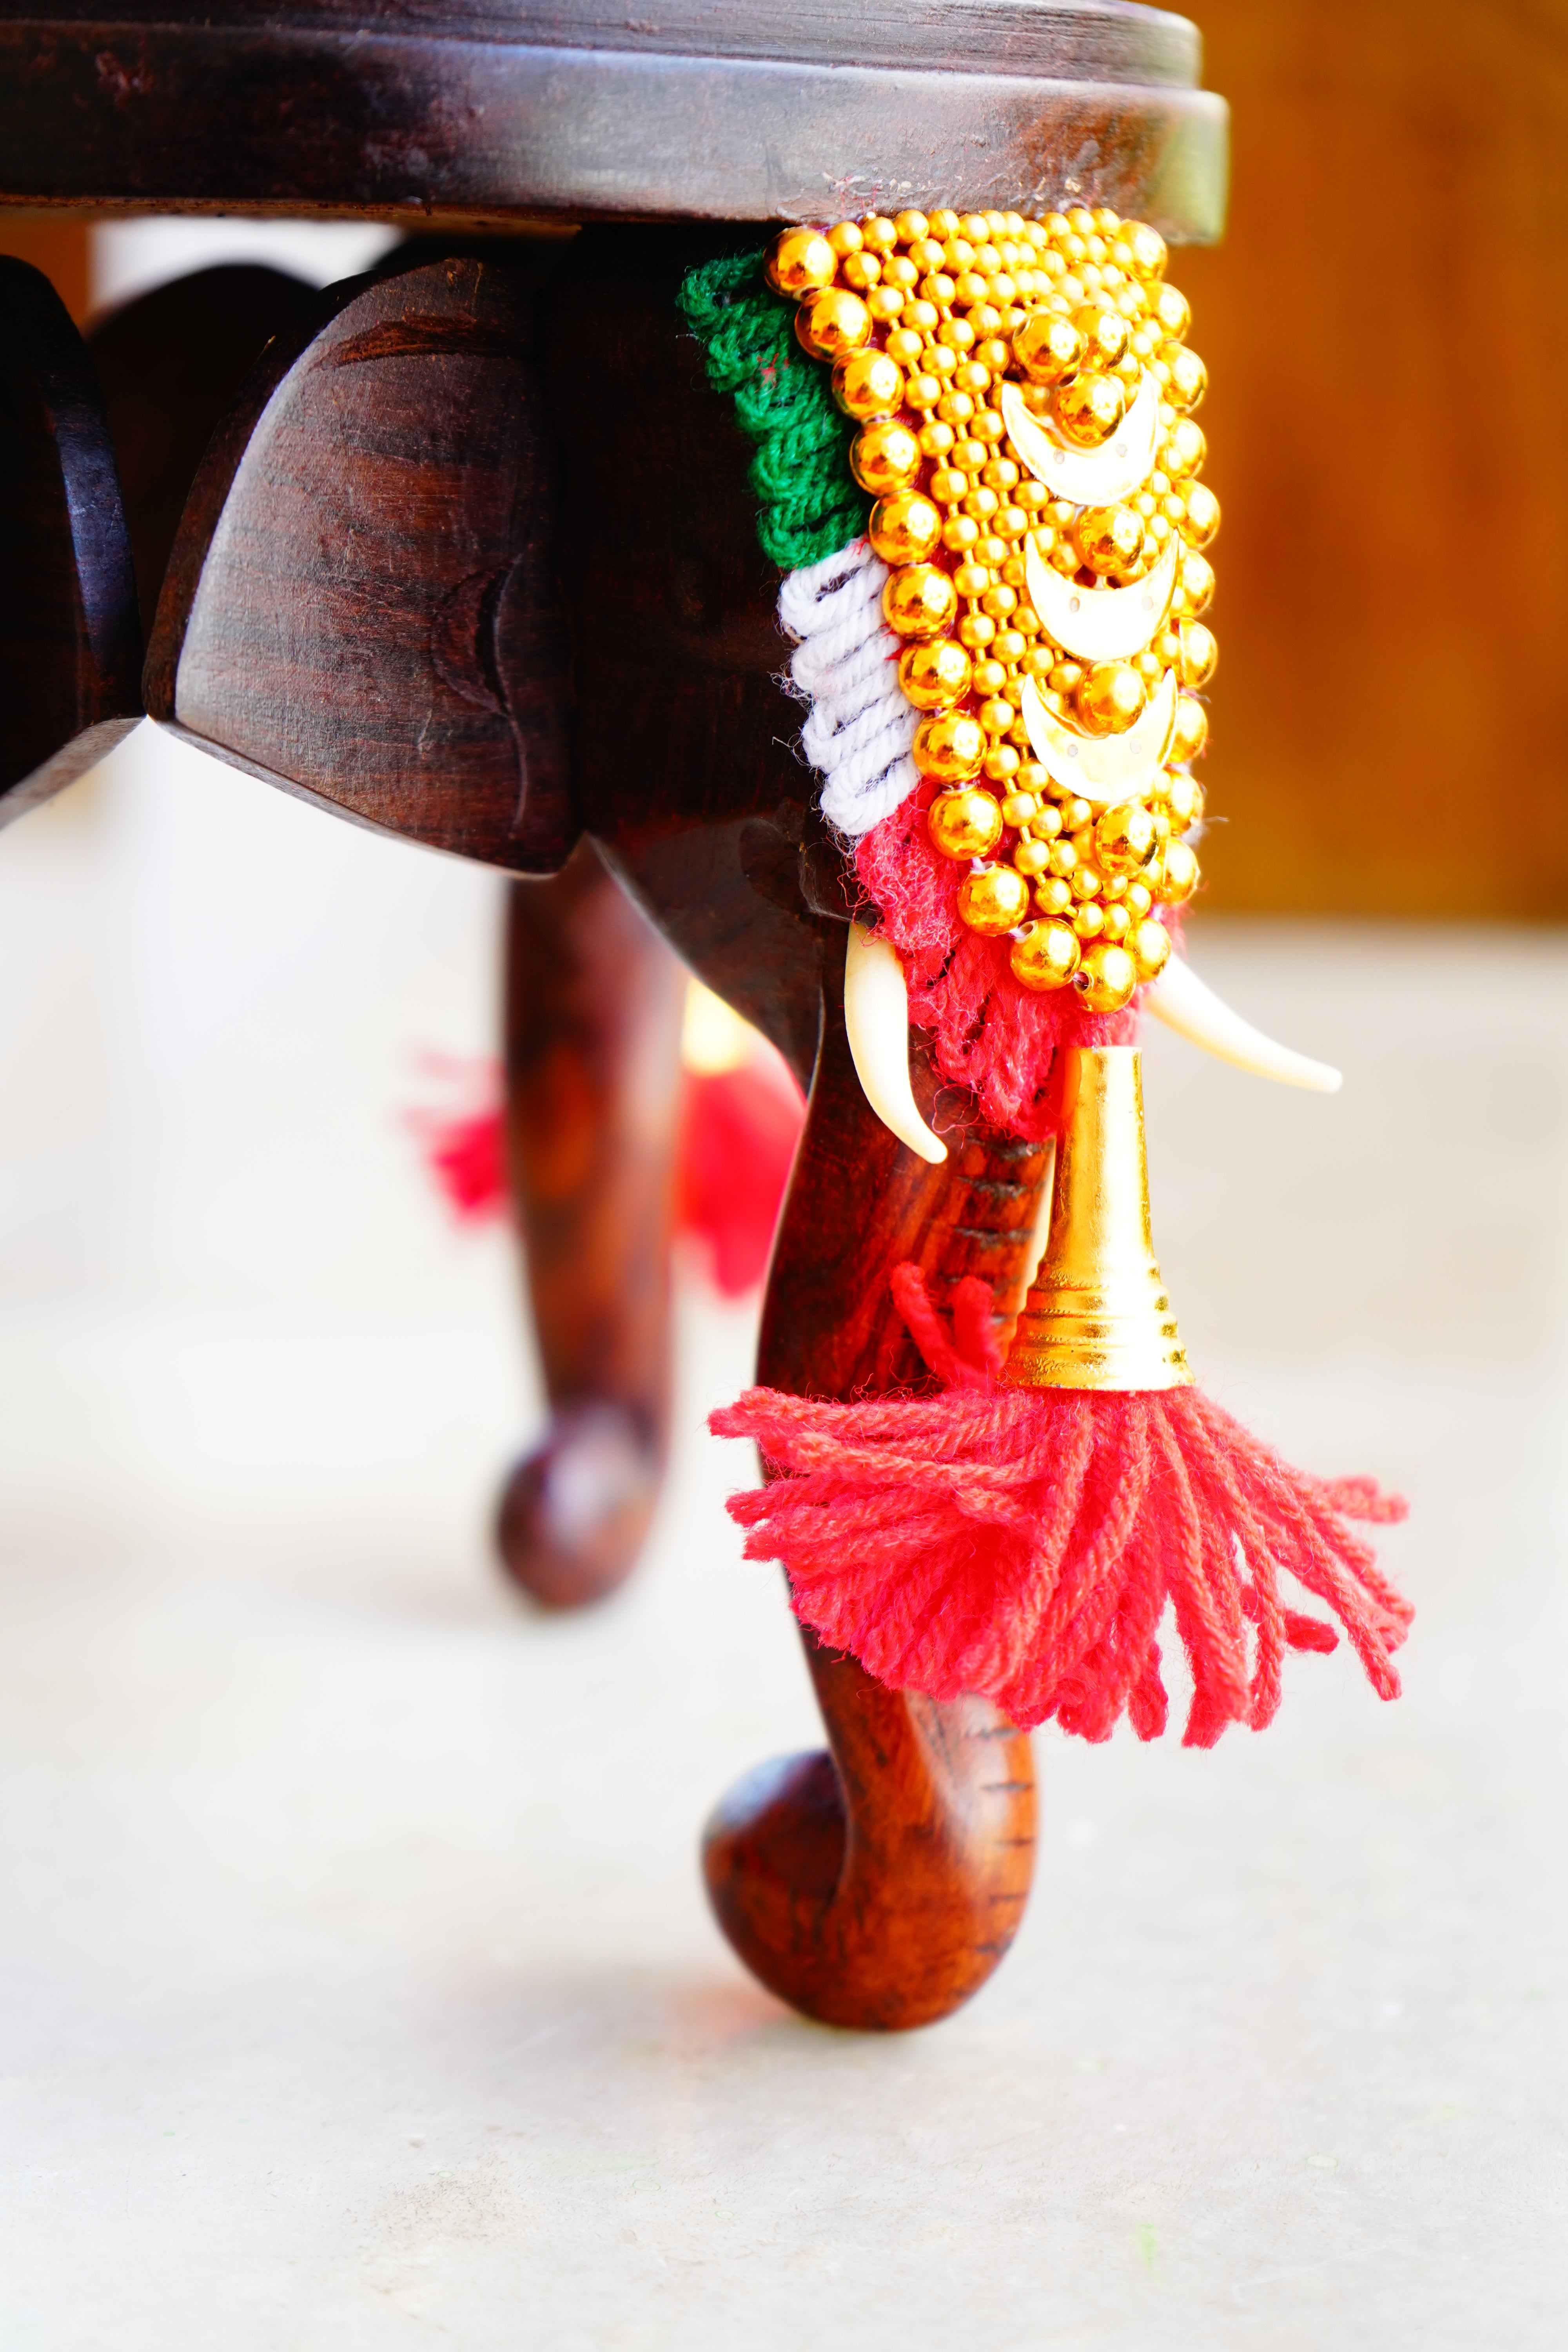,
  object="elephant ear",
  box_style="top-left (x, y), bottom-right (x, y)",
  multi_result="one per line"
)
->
top-left (0, 256), bottom-right (142, 821)
top-left (146, 252), bottom-right (581, 876)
